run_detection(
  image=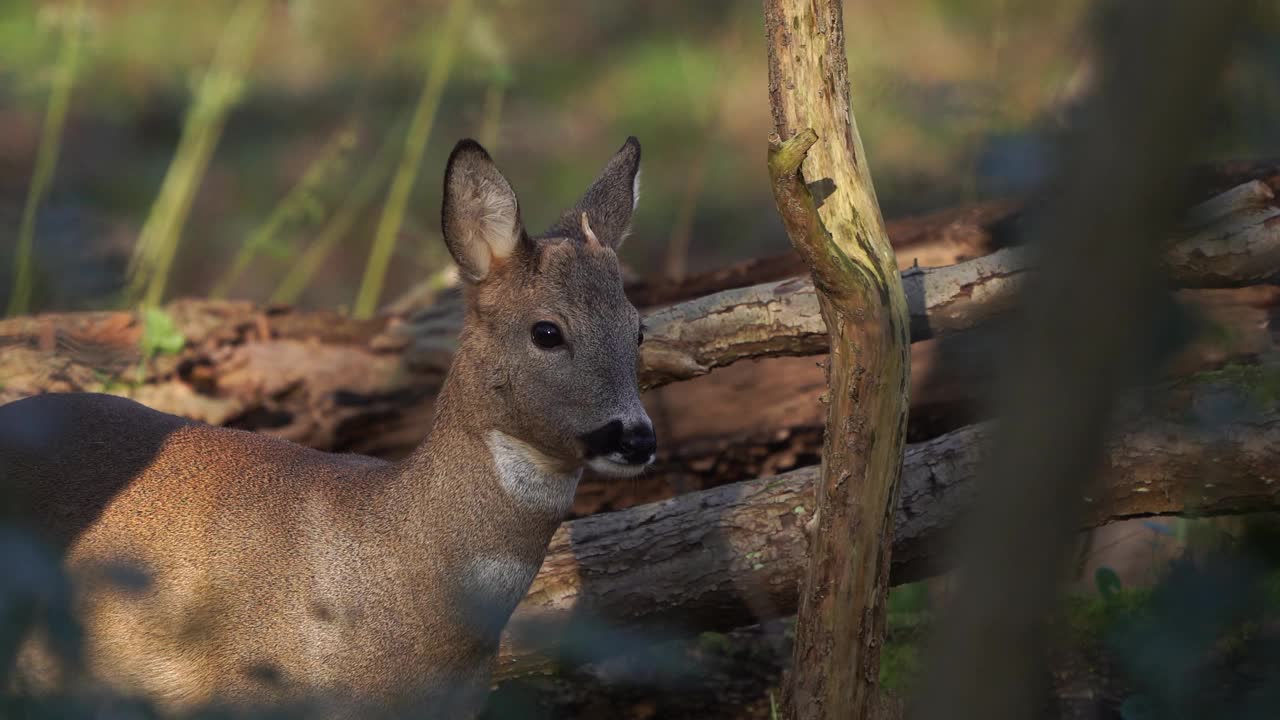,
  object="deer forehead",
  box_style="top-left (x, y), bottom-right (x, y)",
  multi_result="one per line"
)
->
top-left (531, 241), bottom-right (629, 309)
